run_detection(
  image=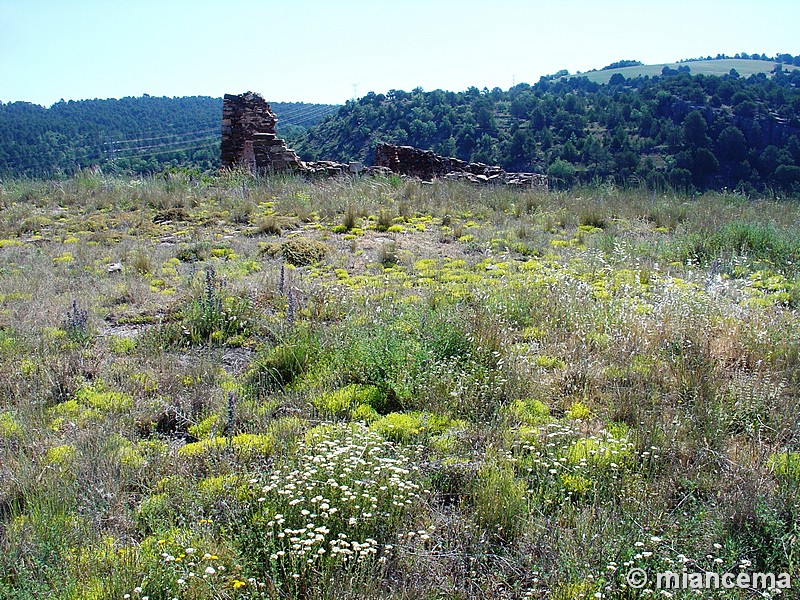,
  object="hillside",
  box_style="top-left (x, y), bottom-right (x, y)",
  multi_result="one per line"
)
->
top-left (296, 65), bottom-right (800, 194)
top-left (0, 96), bottom-right (338, 177)
top-left (575, 58), bottom-right (799, 84)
